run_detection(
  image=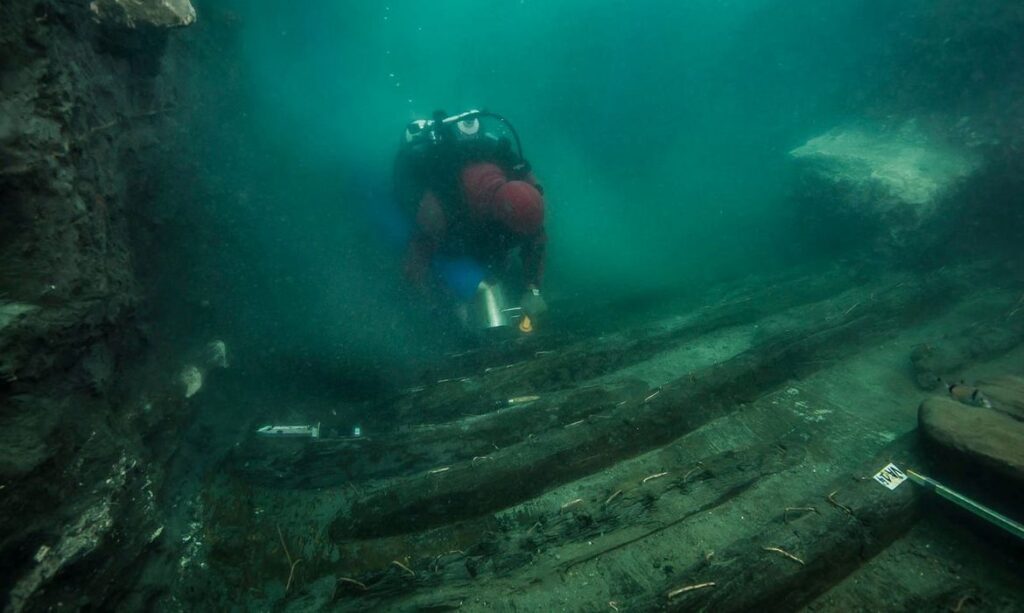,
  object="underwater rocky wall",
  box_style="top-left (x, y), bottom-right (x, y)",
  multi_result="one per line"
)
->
top-left (0, 1), bottom-right (194, 610)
